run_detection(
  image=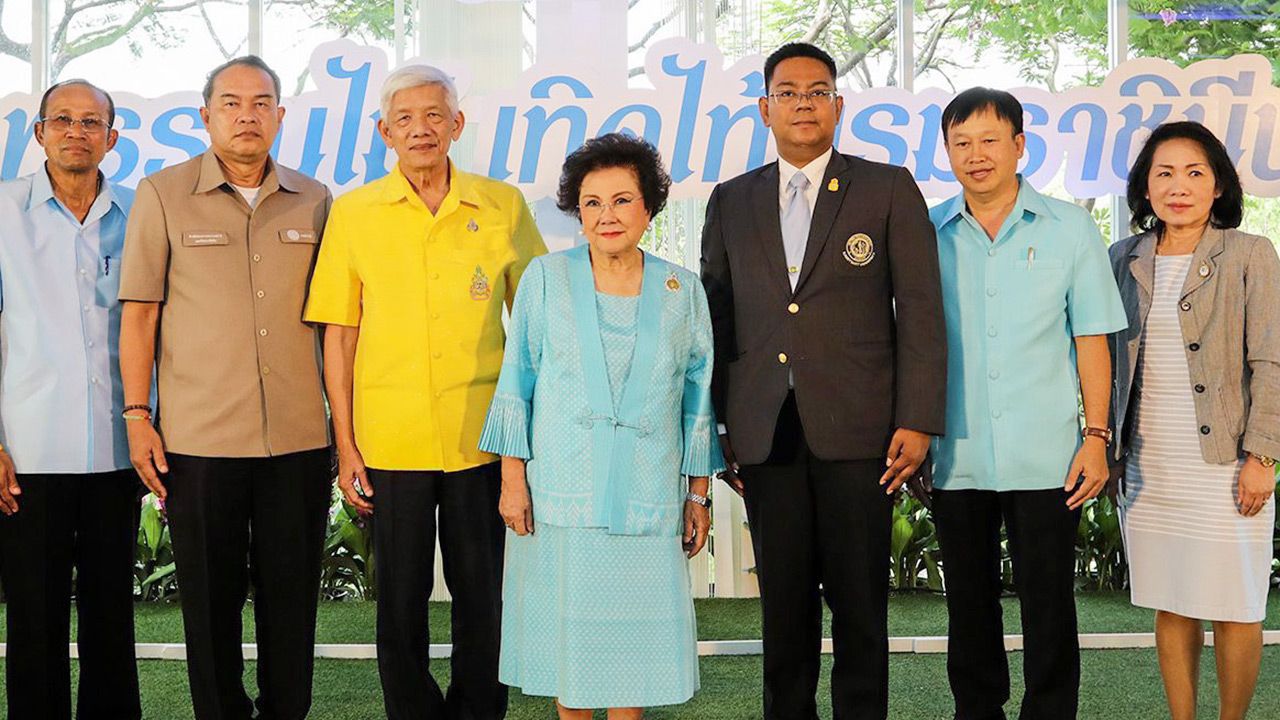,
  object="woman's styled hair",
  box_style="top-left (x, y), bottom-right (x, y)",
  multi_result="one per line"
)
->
top-left (556, 133), bottom-right (672, 220)
top-left (1126, 121), bottom-right (1243, 234)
